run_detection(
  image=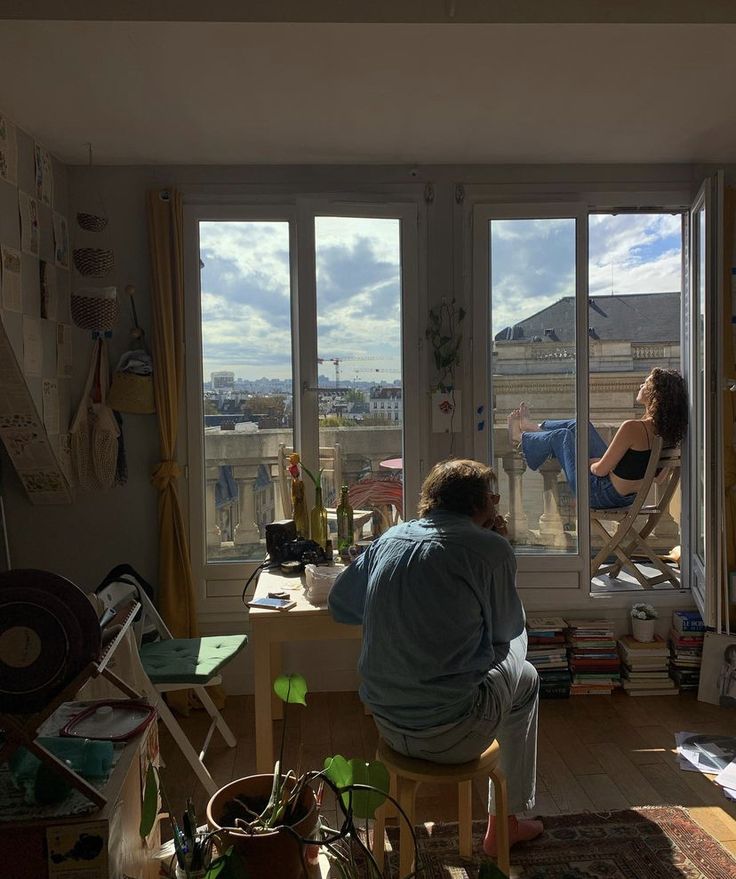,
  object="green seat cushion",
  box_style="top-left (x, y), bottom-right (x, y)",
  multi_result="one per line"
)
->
top-left (139, 634), bottom-right (248, 685)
